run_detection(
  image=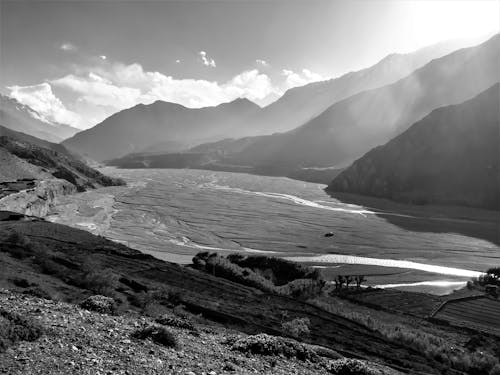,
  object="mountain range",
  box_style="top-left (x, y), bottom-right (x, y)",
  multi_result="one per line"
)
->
top-left (327, 83), bottom-right (500, 209)
top-left (211, 34), bottom-right (499, 175)
top-left (61, 37), bottom-right (486, 162)
top-left (0, 95), bottom-right (79, 143)
top-left (62, 98), bottom-right (261, 161)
